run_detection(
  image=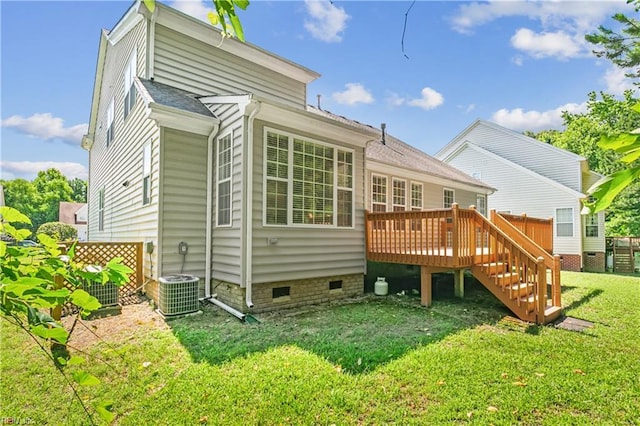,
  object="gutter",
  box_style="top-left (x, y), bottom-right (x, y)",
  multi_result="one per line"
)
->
top-left (204, 122), bottom-right (220, 299)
